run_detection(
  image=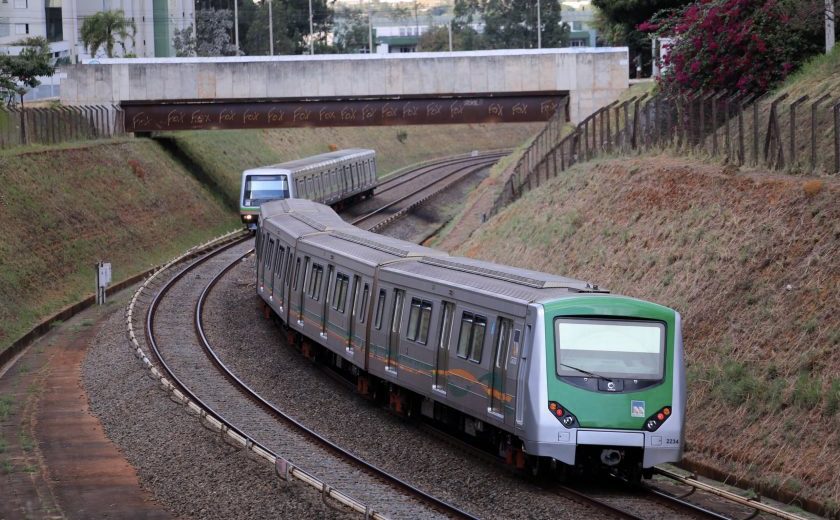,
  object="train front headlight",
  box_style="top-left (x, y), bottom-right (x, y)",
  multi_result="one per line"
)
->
top-left (243, 214), bottom-right (254, 221)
